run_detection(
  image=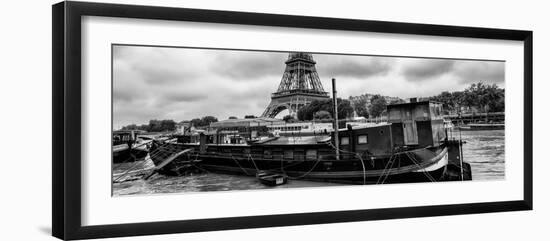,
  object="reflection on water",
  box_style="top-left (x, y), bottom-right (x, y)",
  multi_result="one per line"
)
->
top-left (113, 129), bottom-right (505, 196)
